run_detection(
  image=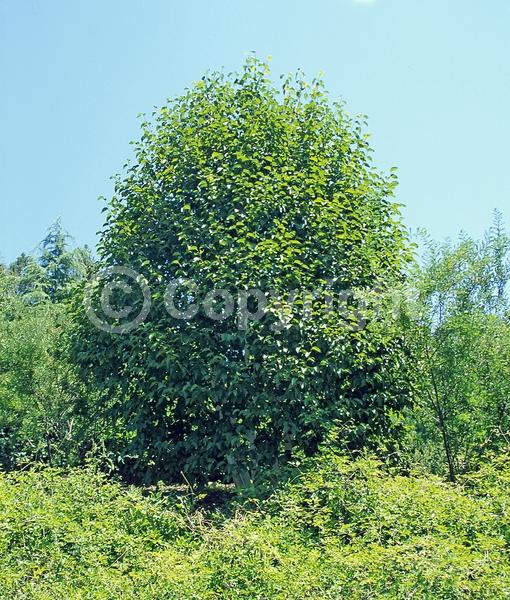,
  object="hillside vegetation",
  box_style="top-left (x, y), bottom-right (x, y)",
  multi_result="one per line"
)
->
top-left (1, 61), bottom-right (510, 598)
